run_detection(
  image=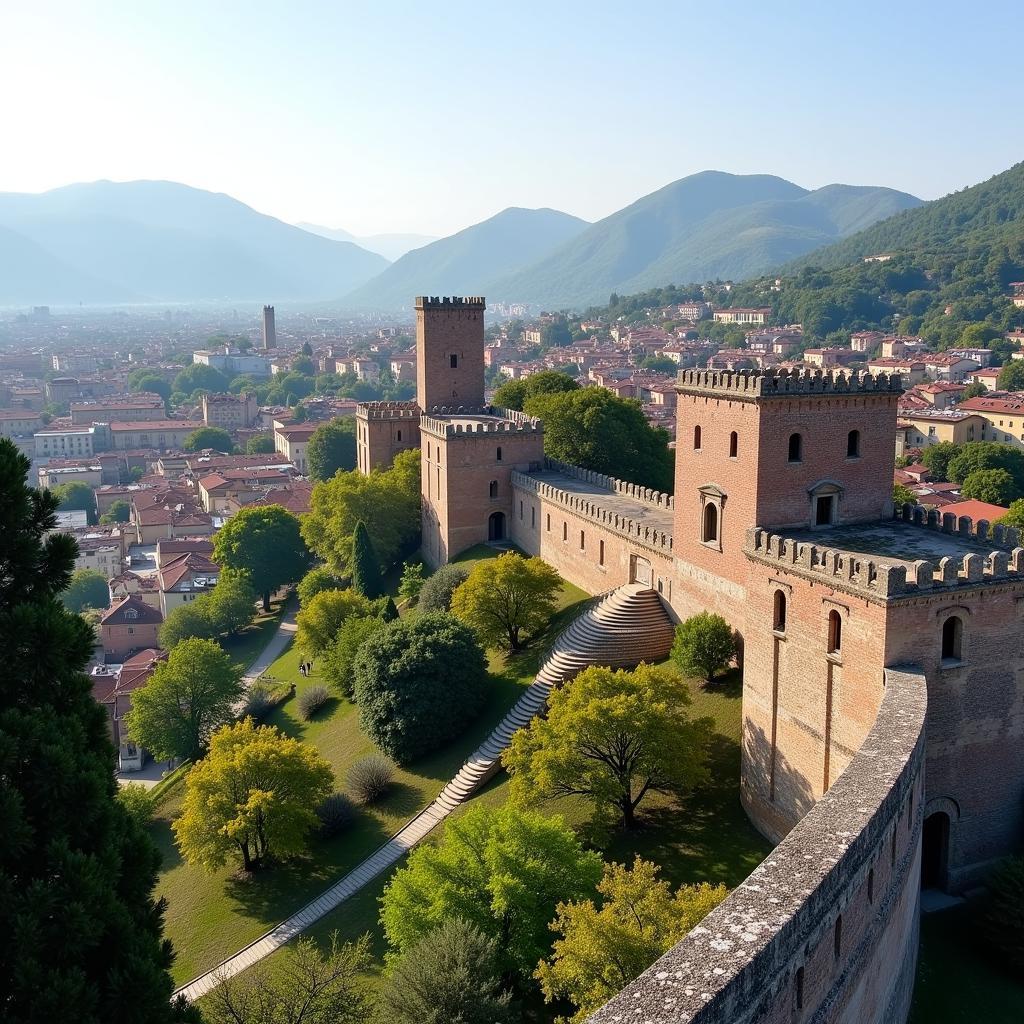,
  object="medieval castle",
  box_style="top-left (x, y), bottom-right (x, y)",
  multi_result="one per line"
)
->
top-left (356, 296), bottom-right (1024, 1024)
